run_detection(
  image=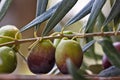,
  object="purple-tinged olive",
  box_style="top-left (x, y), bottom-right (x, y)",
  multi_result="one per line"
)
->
top-left (102, 42), bottom-right (120, 69)
top-left (102, 54), bottom-right (112, 69)
top-left (27, 39), bottom-right (55, 74)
